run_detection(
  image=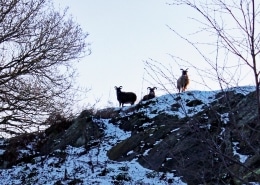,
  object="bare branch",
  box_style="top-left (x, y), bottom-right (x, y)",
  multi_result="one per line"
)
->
top-left (0, 0), bottom-right (90, 136)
